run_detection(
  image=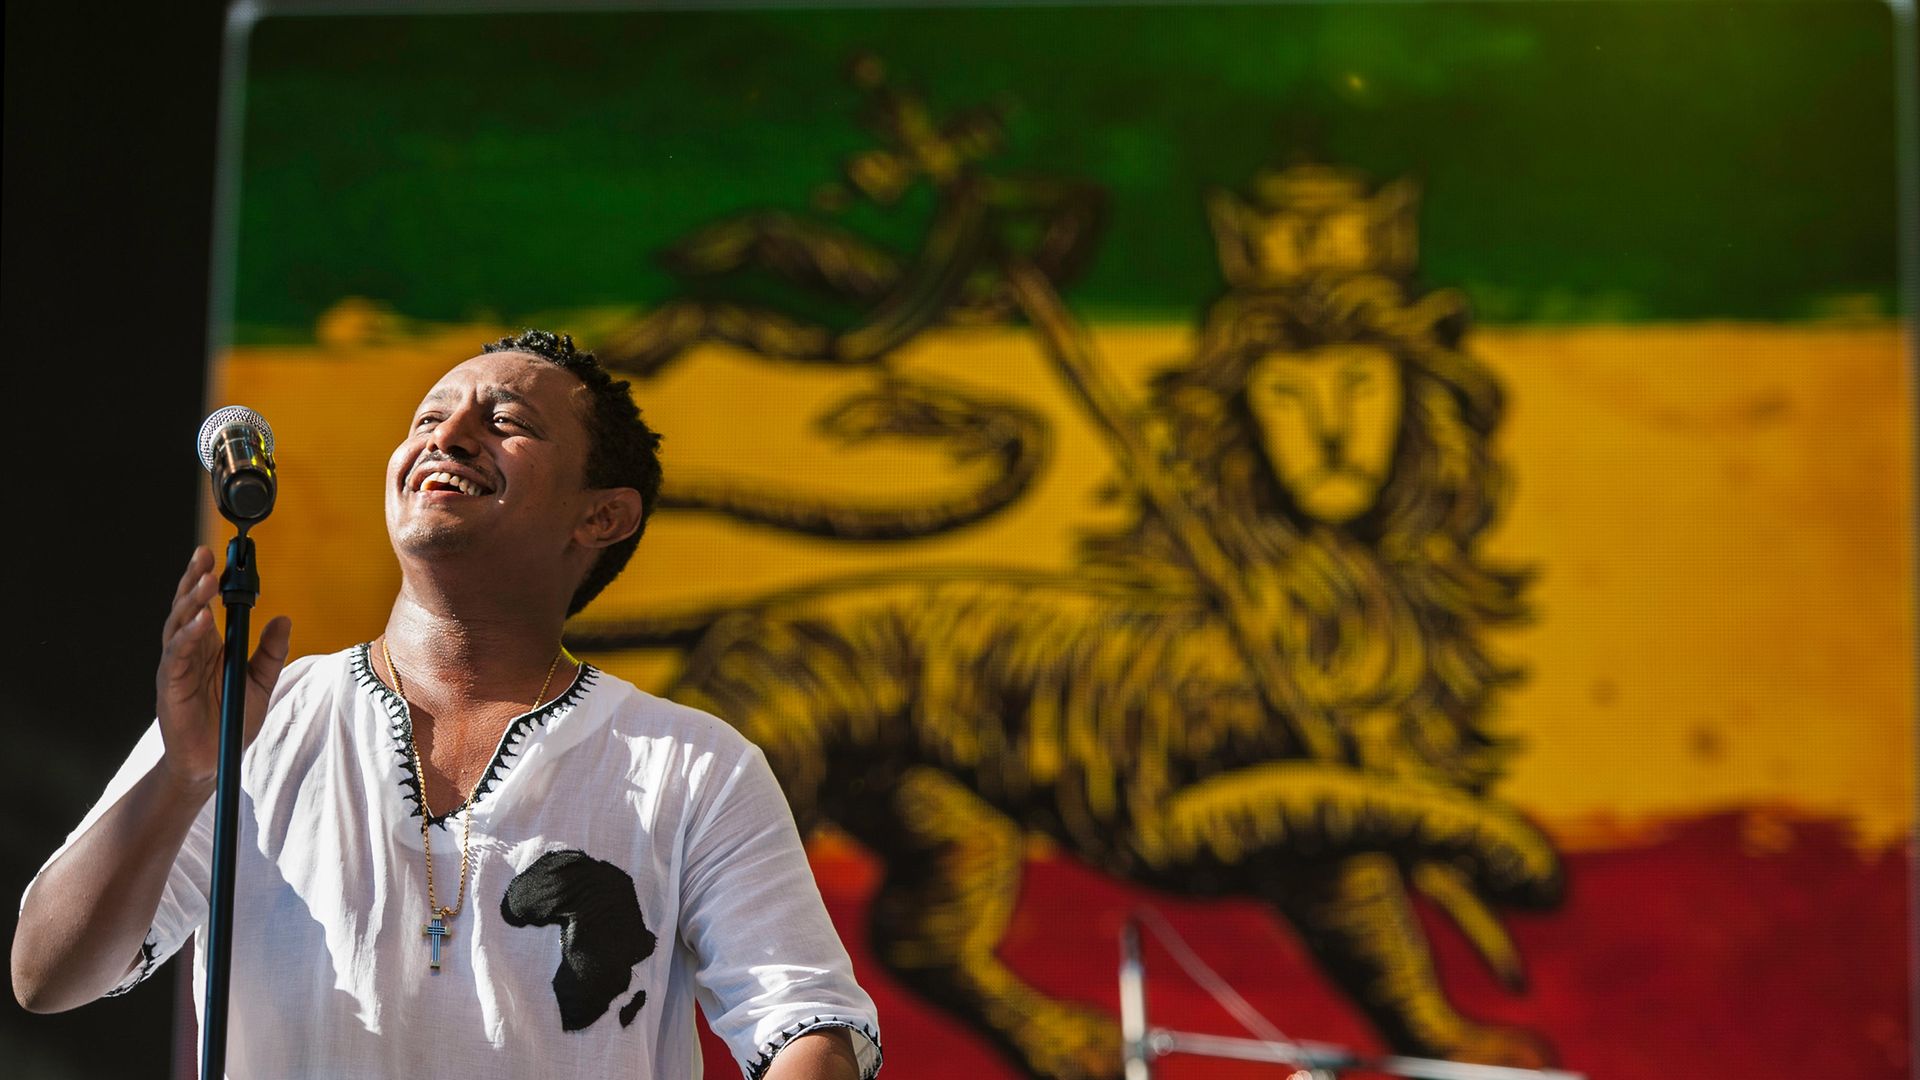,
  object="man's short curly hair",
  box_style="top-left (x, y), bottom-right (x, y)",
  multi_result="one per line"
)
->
top-left (482, 329), bottom-right (663, 616)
